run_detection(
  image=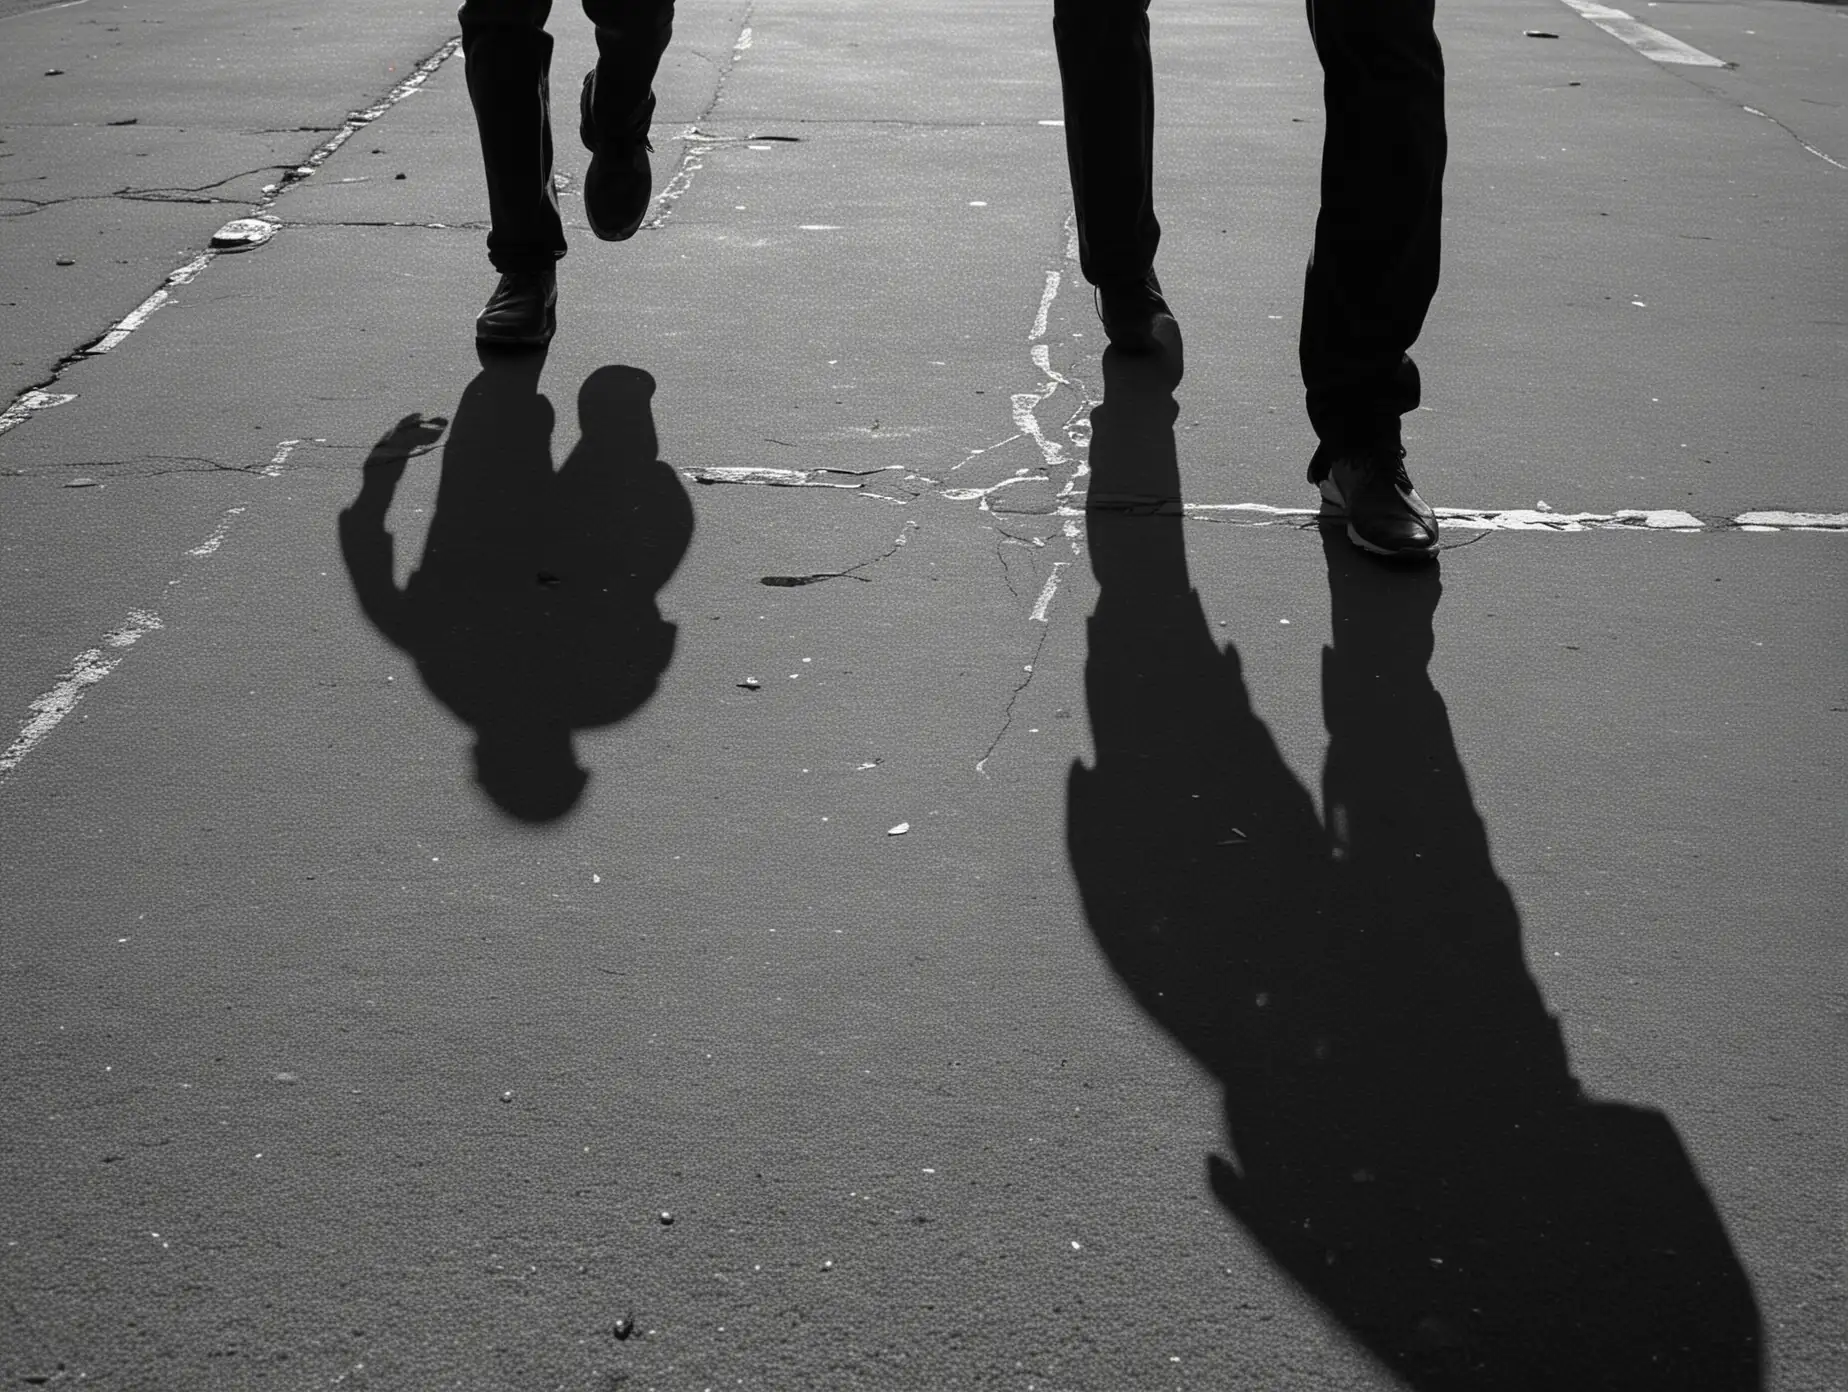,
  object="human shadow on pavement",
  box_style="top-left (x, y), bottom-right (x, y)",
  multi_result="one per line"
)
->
top-left (340, 353), bottom-right (693, 822)
top-left (1065, 348), bottom-right (1762, 1389)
